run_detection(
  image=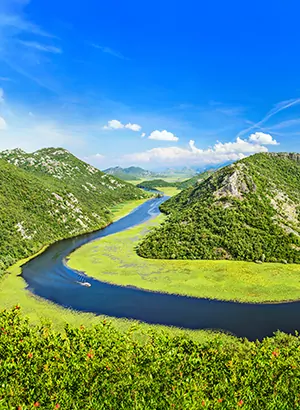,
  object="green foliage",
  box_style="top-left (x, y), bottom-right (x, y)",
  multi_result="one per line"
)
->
top-left (137, 171), bottom-right (214, 191)
top-left (0, 148), bottom-right (146, 274)
top-left (137, 179), bottom-right (181, 189)
top-left (177, 170), bottom-right (215, 189)
top-left (1, 308), bottom-right (300, 409)
top-left (104, 166), bottom-right (158, 180)
top-left (137, 153), bottom-right (300, 263)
